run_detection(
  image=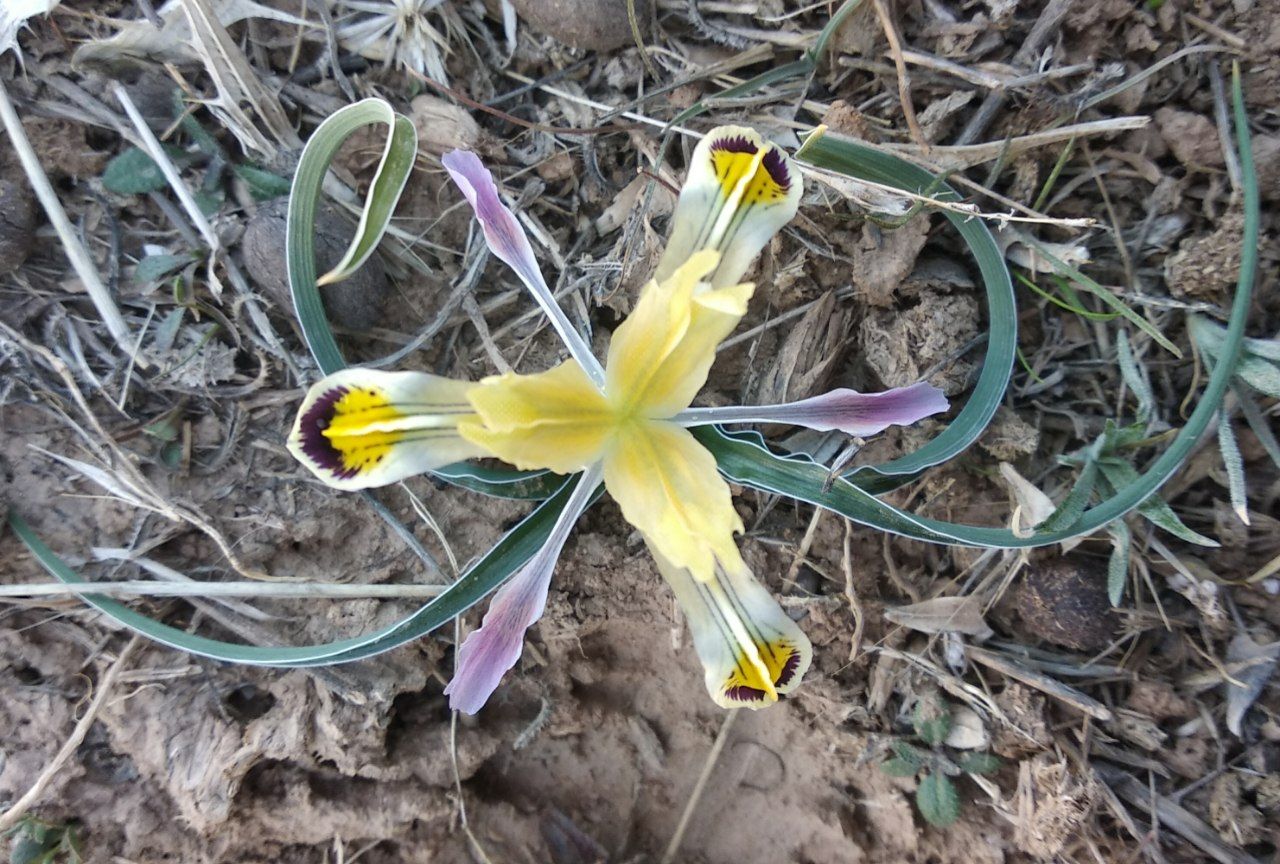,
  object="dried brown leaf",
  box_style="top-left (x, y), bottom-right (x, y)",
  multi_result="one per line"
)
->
top-left (885, 596), bottom-right (994, 639)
